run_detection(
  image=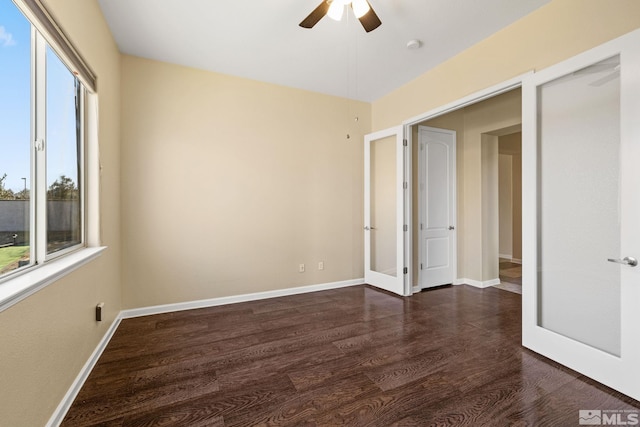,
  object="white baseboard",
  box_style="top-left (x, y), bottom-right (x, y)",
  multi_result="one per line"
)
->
top-left (47, 277), bottom-right (363, 426)
top-left (499, 253), bottom-right (513, 260)
top-left (454, 278), bottom-right (501, 288)
top-left (47, 315), bottom-right (122, 427)
top-left (121, 278), bottom-right (364, 319)
top-left (499, 255), bottom-right (522, 264)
